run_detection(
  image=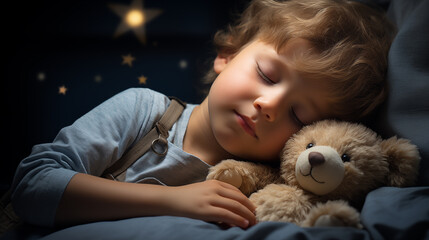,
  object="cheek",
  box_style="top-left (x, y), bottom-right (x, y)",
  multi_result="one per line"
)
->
top-left (210, 66), bottom-right (257, 101)
top-left (258, 123), bottom-right (299, 159)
